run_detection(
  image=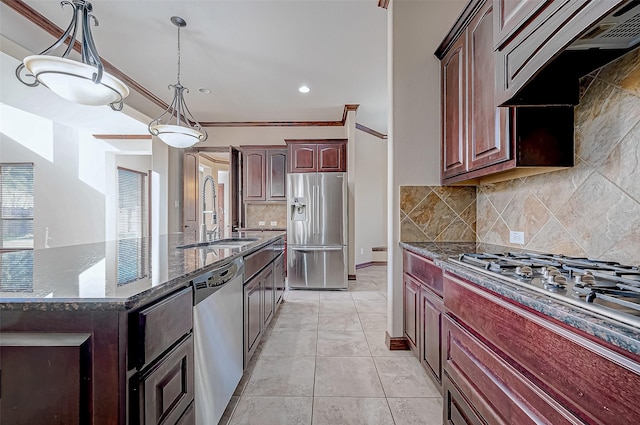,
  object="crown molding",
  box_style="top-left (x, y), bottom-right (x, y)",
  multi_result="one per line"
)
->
top-left (6, 1), bottom-right (388, 140)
